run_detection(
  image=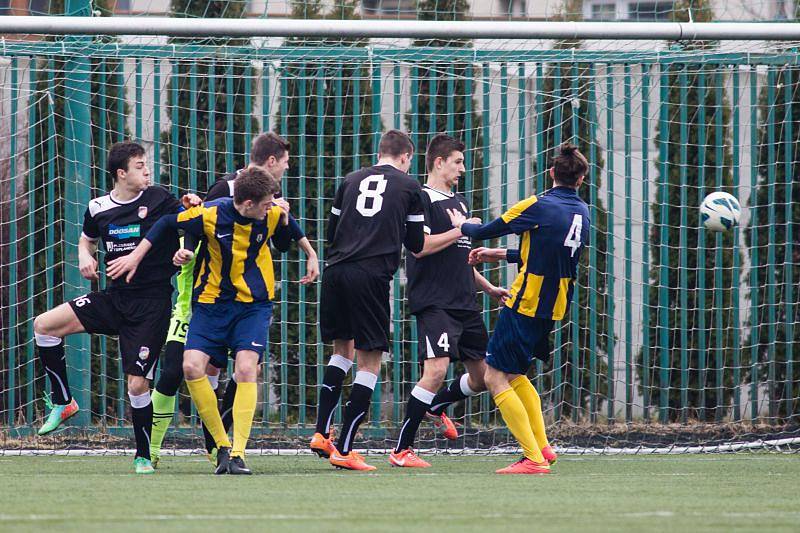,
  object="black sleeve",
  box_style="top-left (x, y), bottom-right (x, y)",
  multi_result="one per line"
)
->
top-left (326, 182), bottom-right (345, 244)
top-left (205, 179), bottom-right (232, 201)
top-left (183, 232), bottom-right (199, 252)
top-left (81, 206), bottom-right (100, 241)
top-left (402, 188), bottom-right (425, 254)
top-left (506, 249), bottom-right (522, 266)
